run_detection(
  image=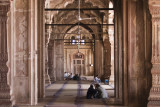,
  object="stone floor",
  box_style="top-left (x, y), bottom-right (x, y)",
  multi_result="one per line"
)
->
top-left (16, 80), bottom-right (127, 107)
